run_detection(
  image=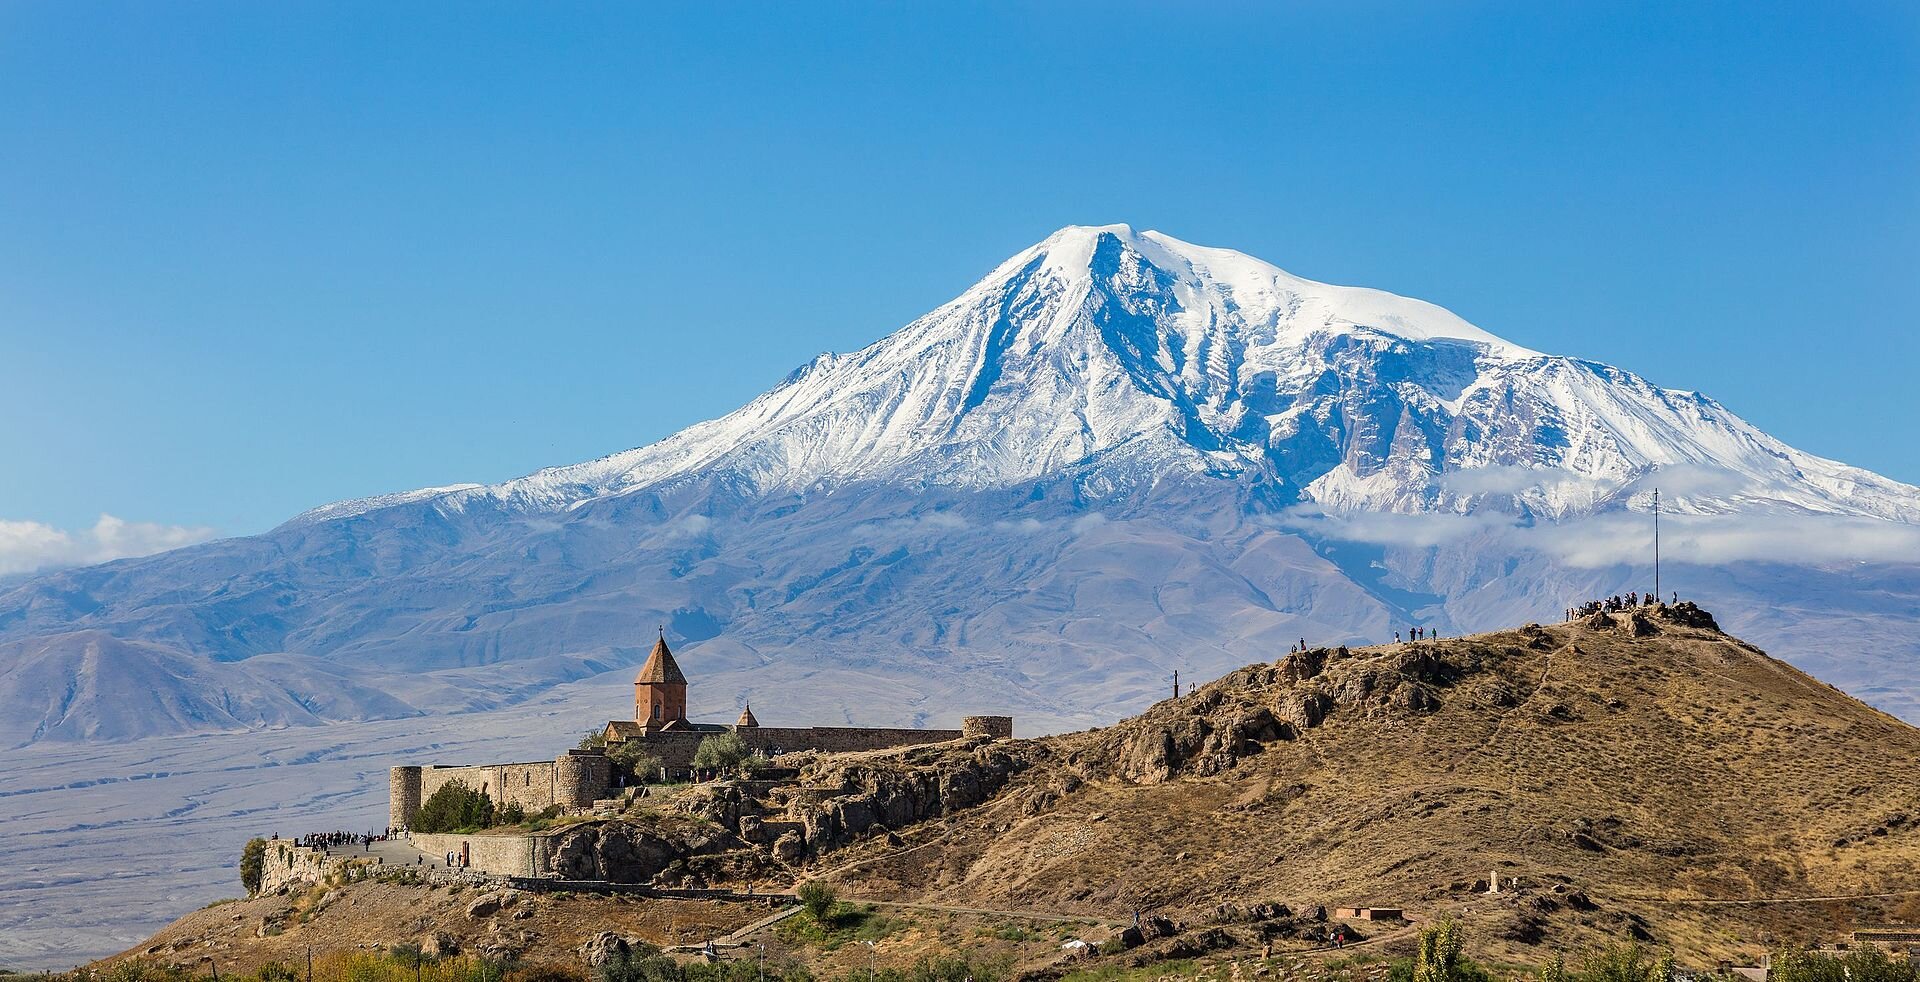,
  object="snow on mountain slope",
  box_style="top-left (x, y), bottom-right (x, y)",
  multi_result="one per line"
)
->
top-left (294, 225), bottom-right (1920, 527)
top-left (6, 223), bottom-right (1920, 754)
